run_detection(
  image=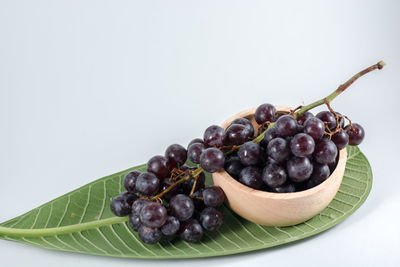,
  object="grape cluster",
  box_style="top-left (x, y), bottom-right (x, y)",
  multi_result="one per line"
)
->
top-left (223, 105), bottom-right (365, 192)
top-left (110, 143), bottom-right (225, 244)
top-left (110, 102), bottom-right (365, 244)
